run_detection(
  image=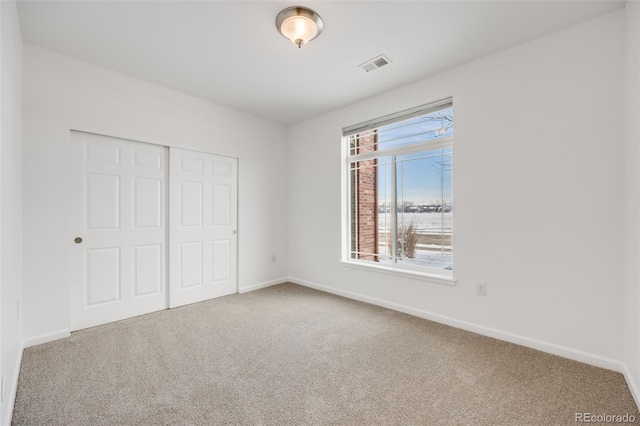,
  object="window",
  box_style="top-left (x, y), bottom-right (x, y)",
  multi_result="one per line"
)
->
top-left (344, 99), bottom-right (453, 280)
